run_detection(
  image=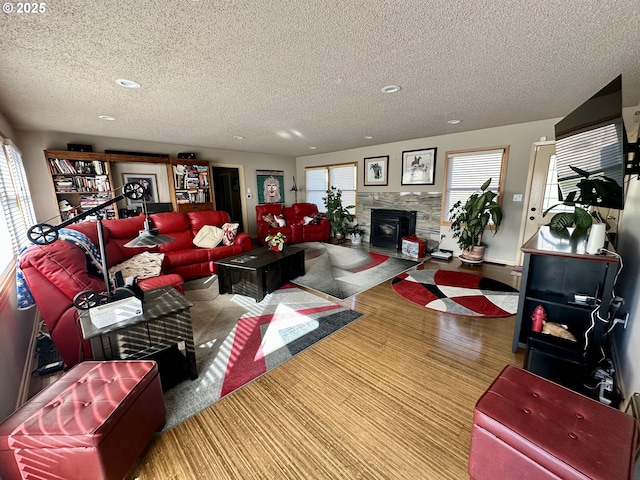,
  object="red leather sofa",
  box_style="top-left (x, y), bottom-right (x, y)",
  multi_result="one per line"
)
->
top-left (19, 210), bottom-right (251, 368)
top-left (256, 203), bottom-right (330, 245)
